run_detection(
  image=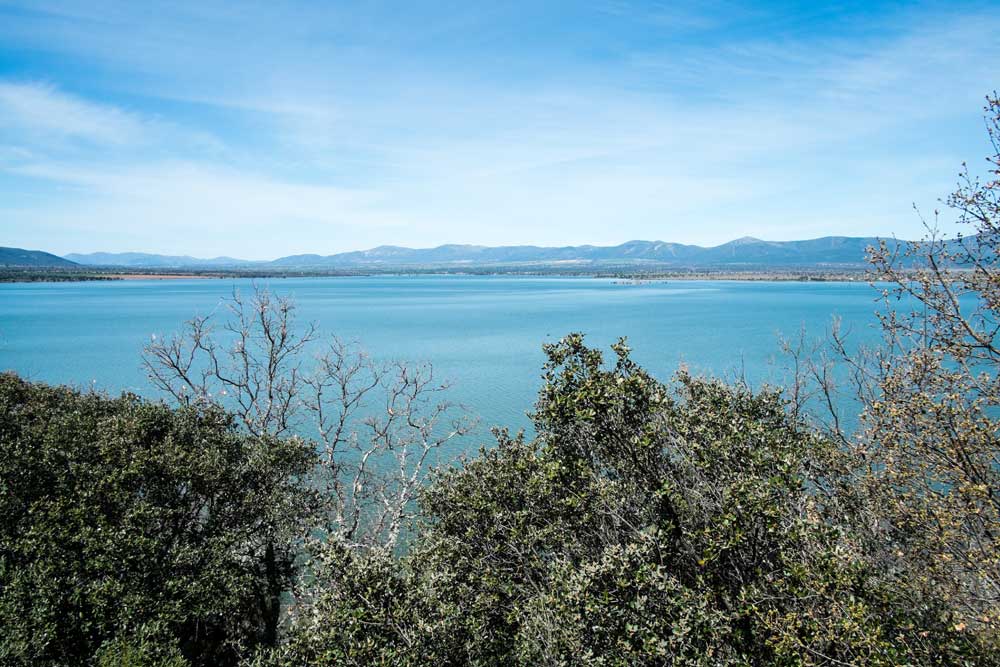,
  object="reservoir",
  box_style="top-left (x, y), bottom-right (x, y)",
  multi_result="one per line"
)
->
top-left (0, 275), bottom-right (885, 439)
